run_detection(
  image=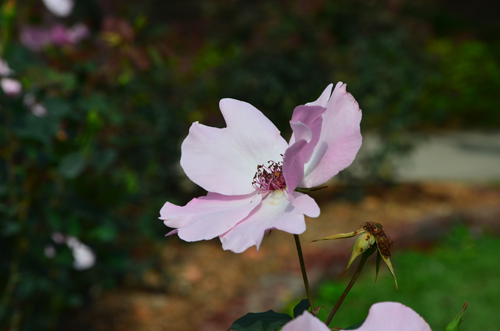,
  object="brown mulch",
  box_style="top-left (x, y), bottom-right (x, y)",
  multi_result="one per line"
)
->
top-left (67, 182), bottom-right (500, 331)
